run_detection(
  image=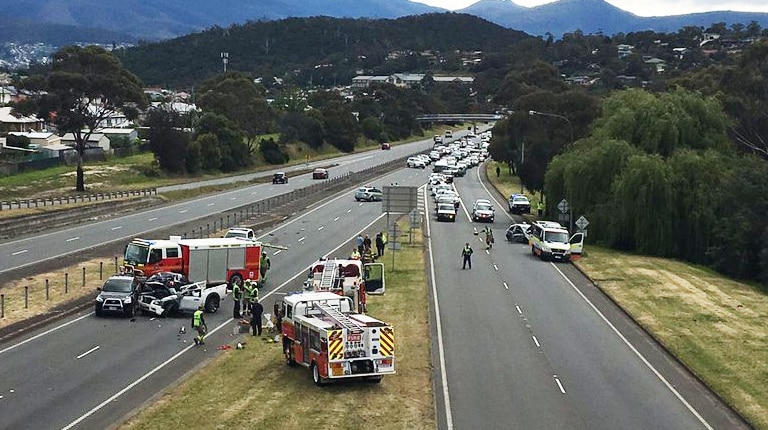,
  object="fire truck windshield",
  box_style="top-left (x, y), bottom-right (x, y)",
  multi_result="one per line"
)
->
top-left (125, 243), bottom-right (149, 264)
